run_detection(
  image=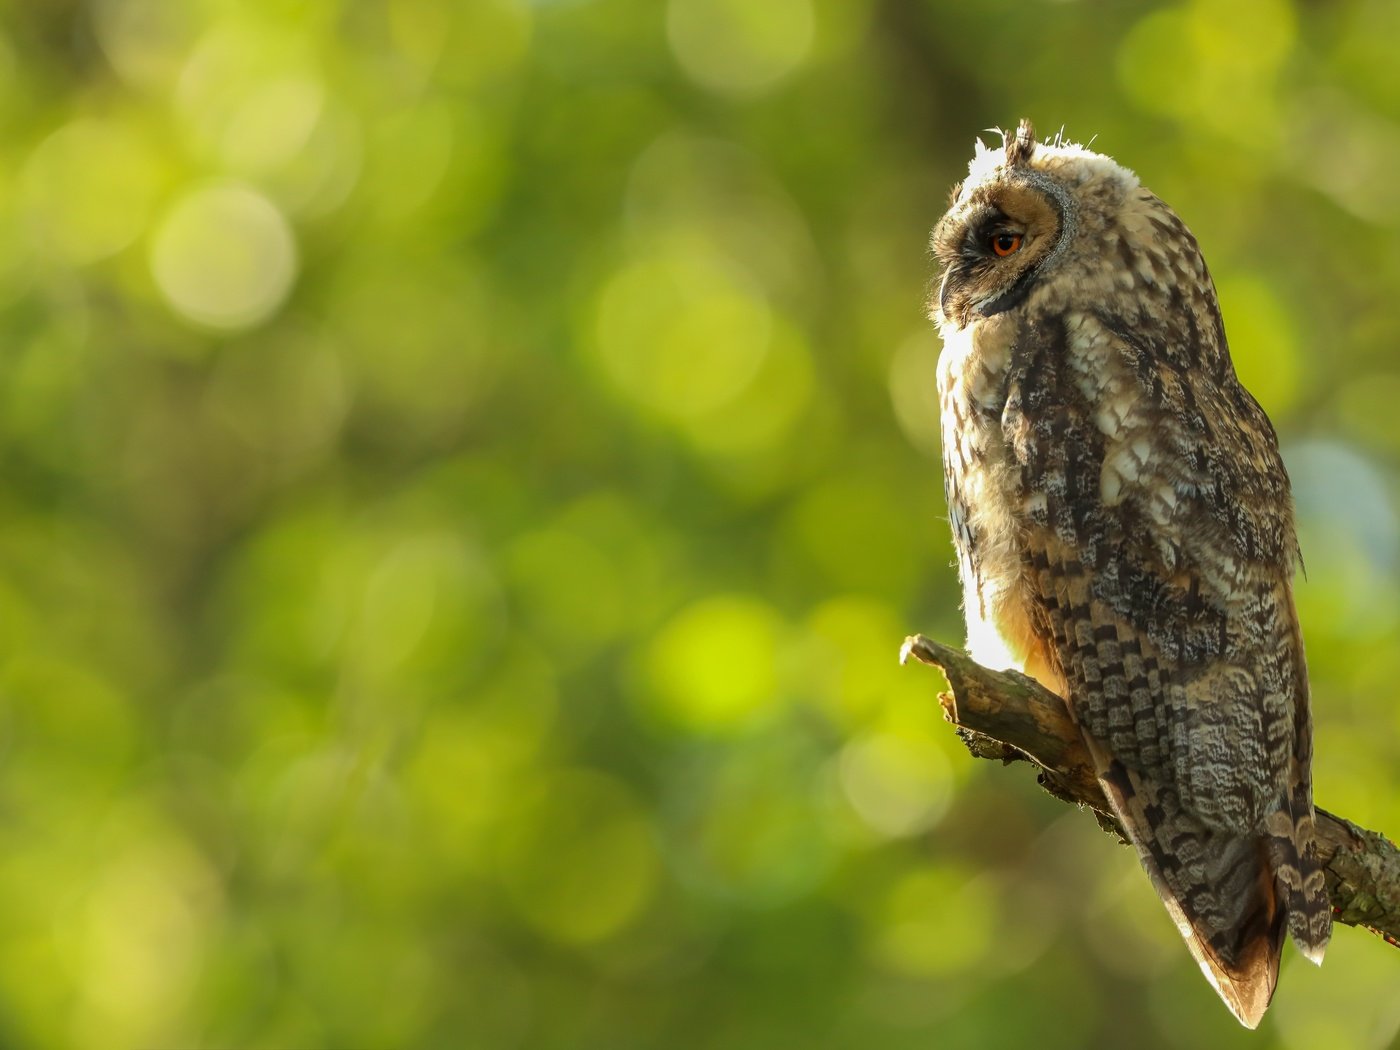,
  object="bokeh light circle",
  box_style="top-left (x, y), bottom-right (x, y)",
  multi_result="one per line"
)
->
top-left (666, 0), bottom-right (814, 96)
top-left (23, 118), bottom-right (161, 265)
top-left (149, 183), bottom-right (298, 330)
